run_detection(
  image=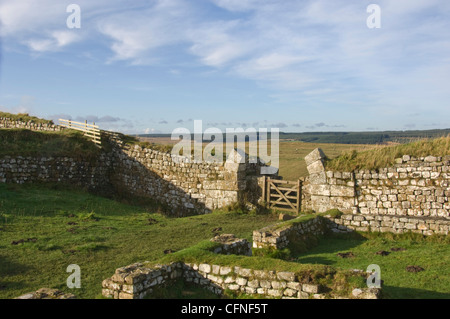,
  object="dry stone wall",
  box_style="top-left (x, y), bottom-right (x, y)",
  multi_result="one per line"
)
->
top-left (0, 155), bottom-right (112, 193)
top-left (0, 122), bottom-right (274, 215)
top-left (301, 149), bottom-right (449, 235)
top-left (110, 145), bottom-right (244, 215)
top-left (109, 145), bottom-right (272, 215)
